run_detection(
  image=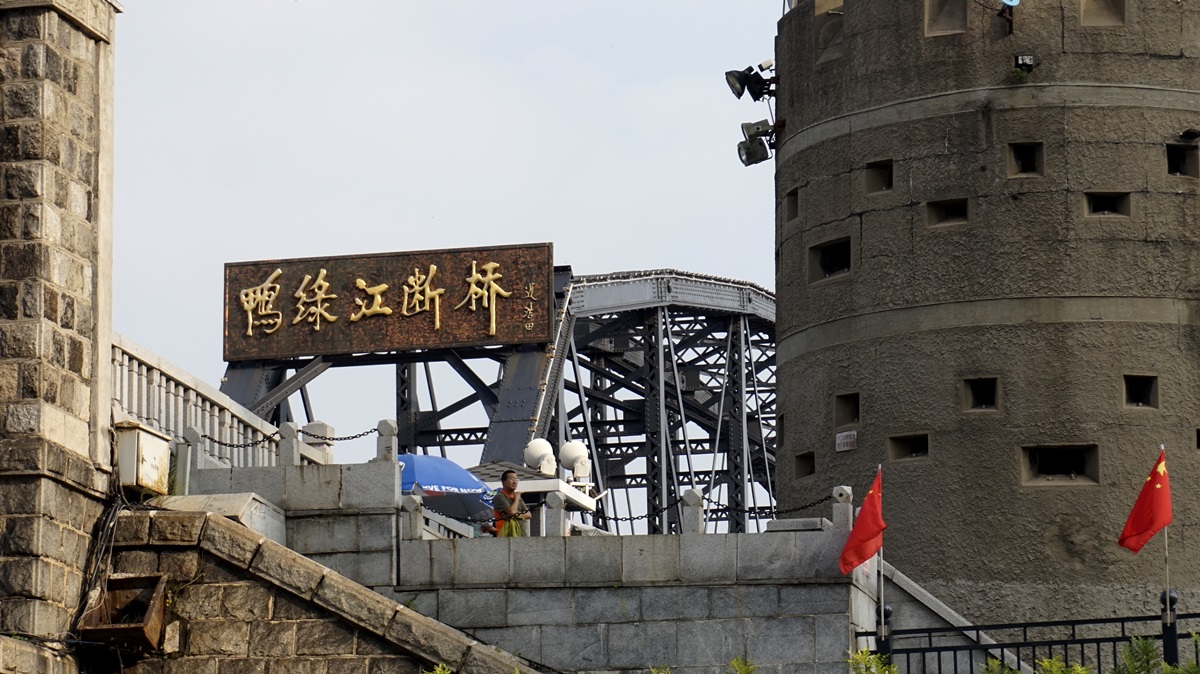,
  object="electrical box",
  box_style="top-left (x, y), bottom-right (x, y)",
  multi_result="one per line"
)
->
top-left (115, 422), bottom-right (172, 495)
